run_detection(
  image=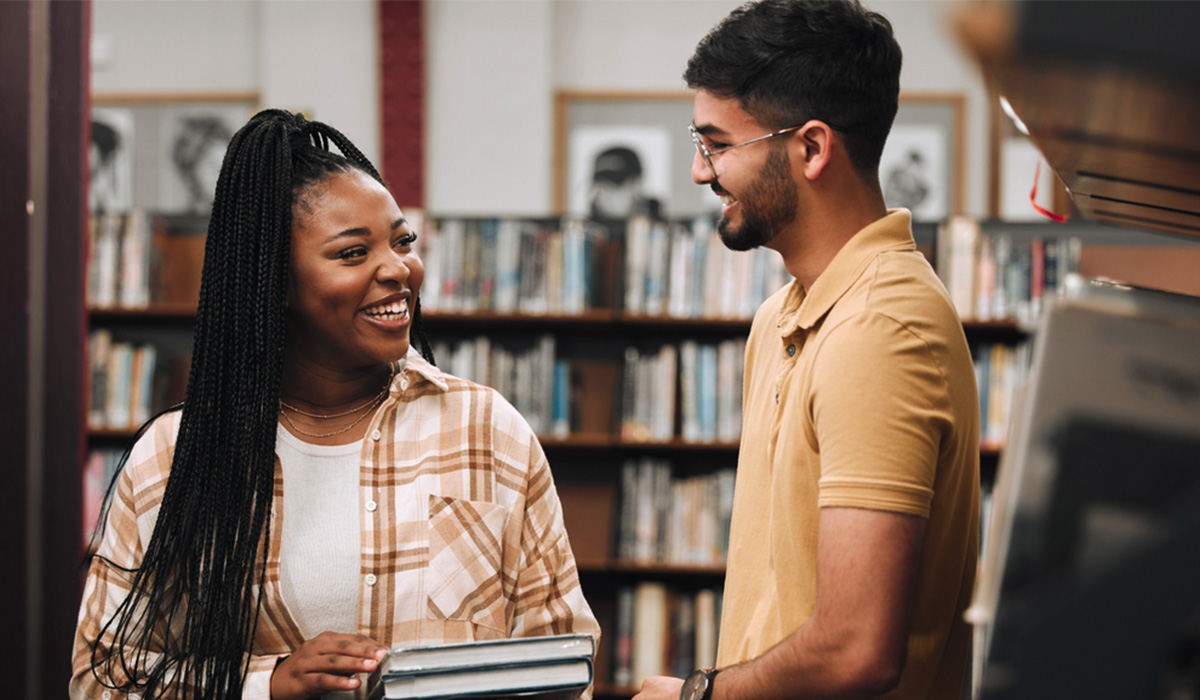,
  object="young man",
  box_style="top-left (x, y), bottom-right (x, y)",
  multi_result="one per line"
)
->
top-left (635, 1), bottom-right (980, 699)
